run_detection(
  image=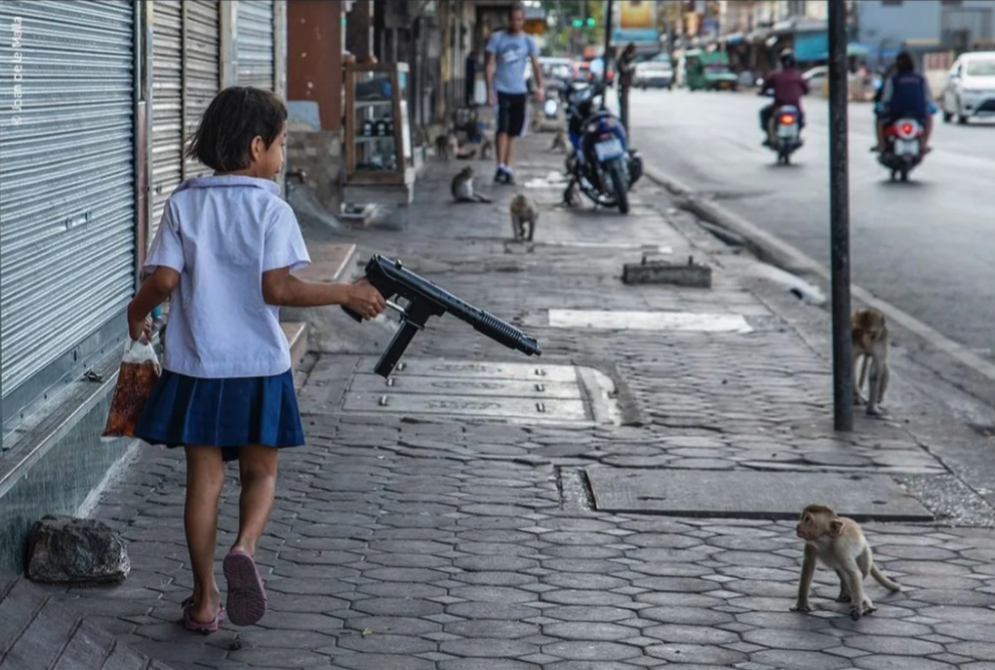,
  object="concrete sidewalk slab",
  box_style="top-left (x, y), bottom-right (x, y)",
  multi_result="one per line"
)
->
top-left (586, 466), bottom-right (934, 521)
